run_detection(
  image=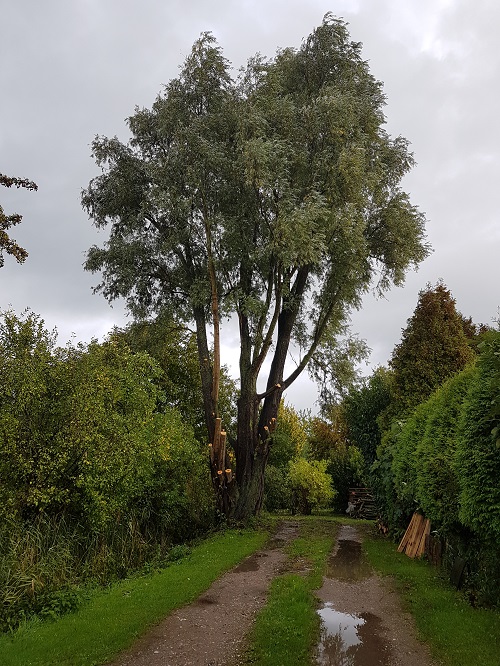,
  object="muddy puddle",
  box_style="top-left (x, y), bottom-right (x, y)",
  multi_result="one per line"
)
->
top-left (325, 535), bottom-right (373, 582)
top-left (233, 552), bottom-right (268, 573)
top-left (315, 525), bottom-right (392, 665)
